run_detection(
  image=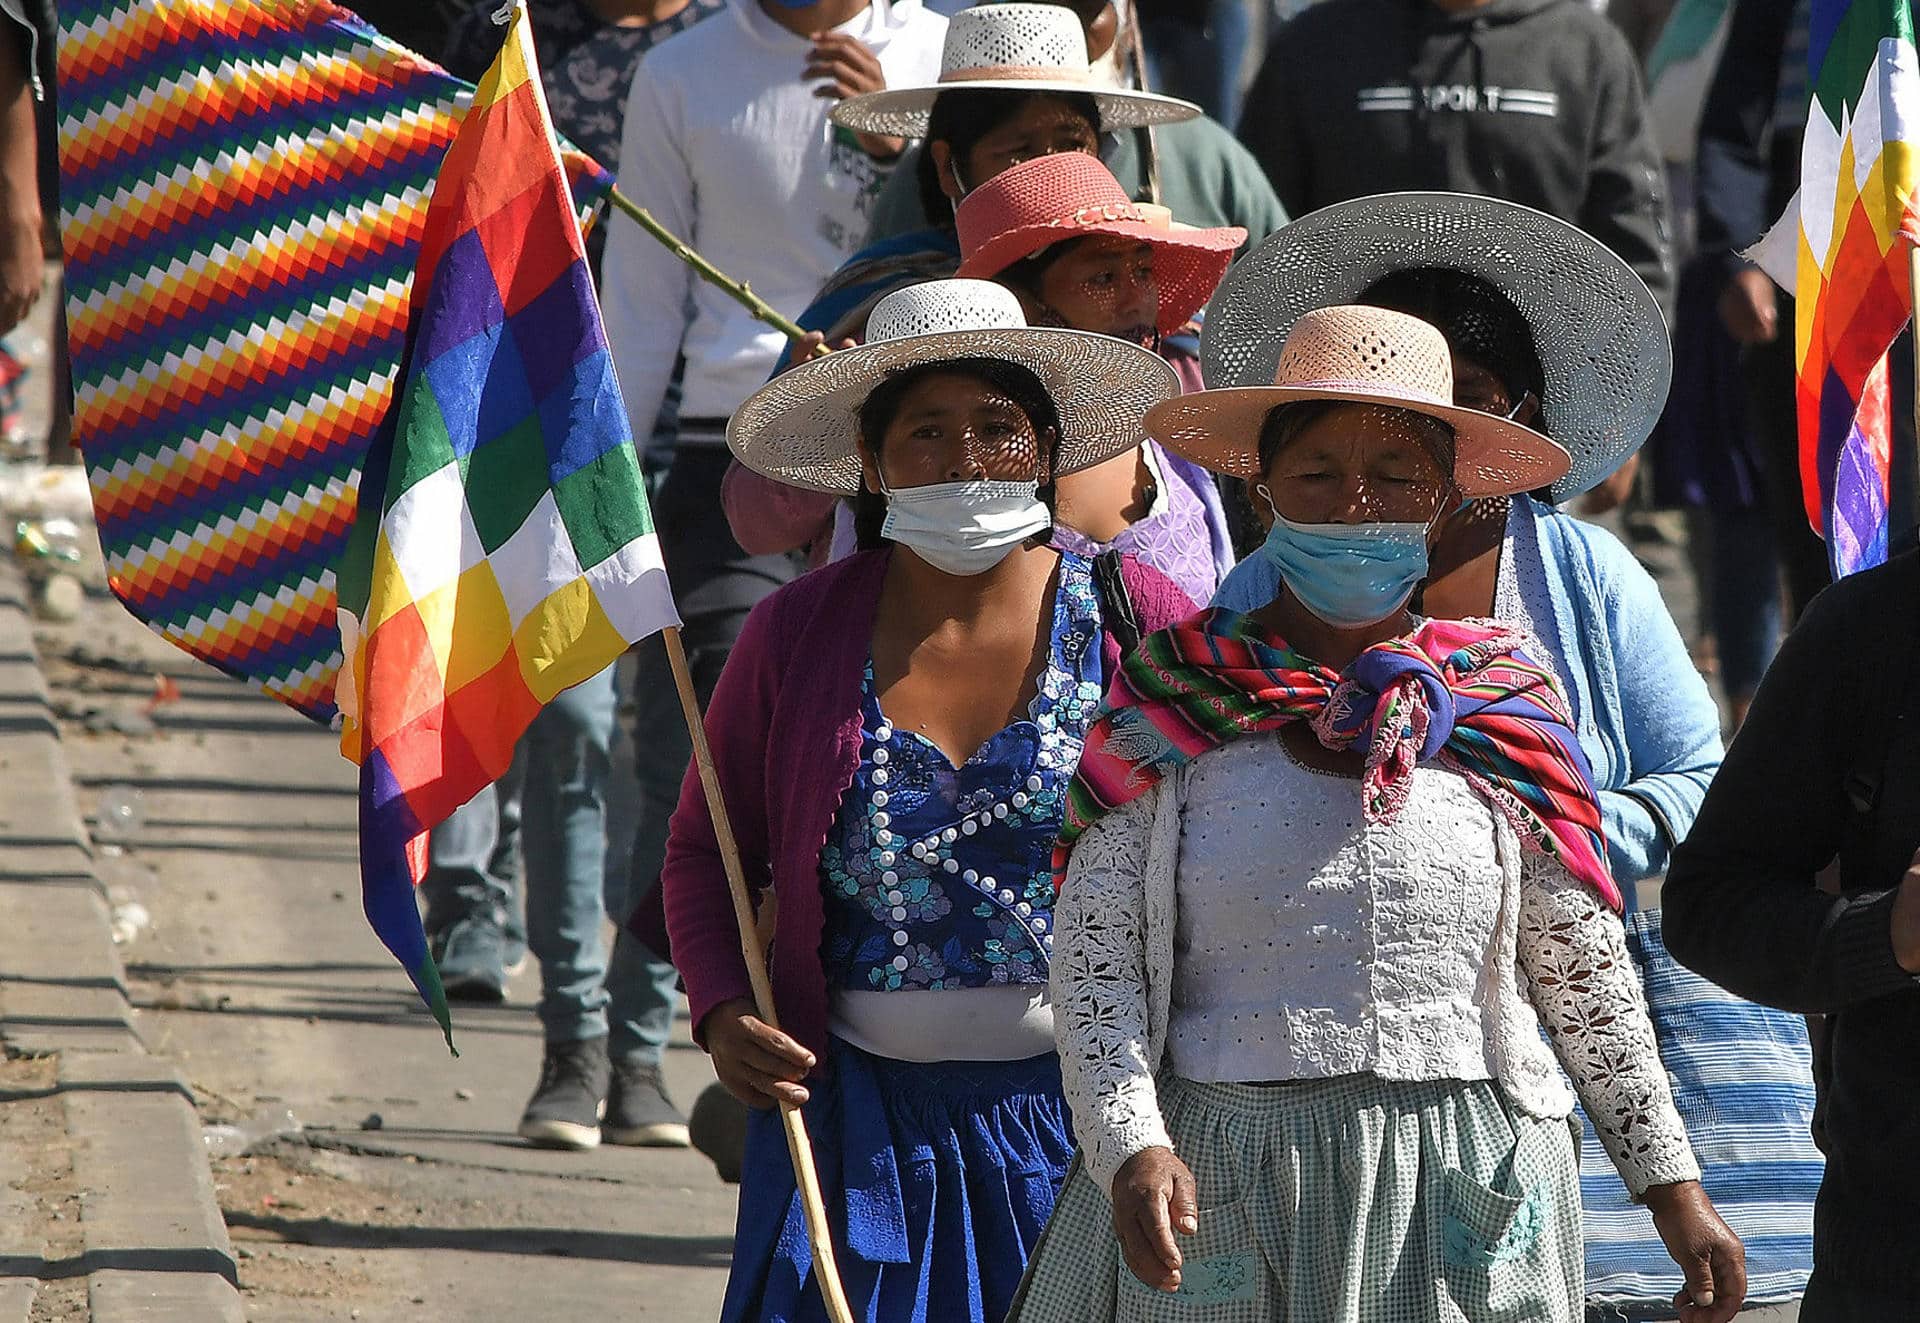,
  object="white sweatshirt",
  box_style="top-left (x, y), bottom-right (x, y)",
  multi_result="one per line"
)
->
top-left (601, 0), bottom-right (946, 444)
